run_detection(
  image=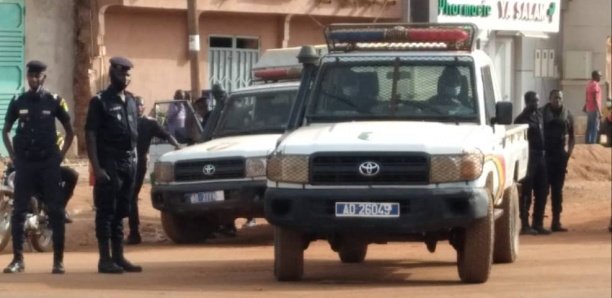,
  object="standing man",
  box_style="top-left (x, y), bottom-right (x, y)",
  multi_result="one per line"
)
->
top-left (2, 60), bottom-right (74, 274)
top-left (514, 91), bottom-right (548, 235)
top-left (85, 57), bottom-right (142, 273)
top-left (542, 90), bottom-right (575, 232)
top-left (584, 70), bottom-right (602, 144)
top-left (126, 97), bottom-right (182, 245)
